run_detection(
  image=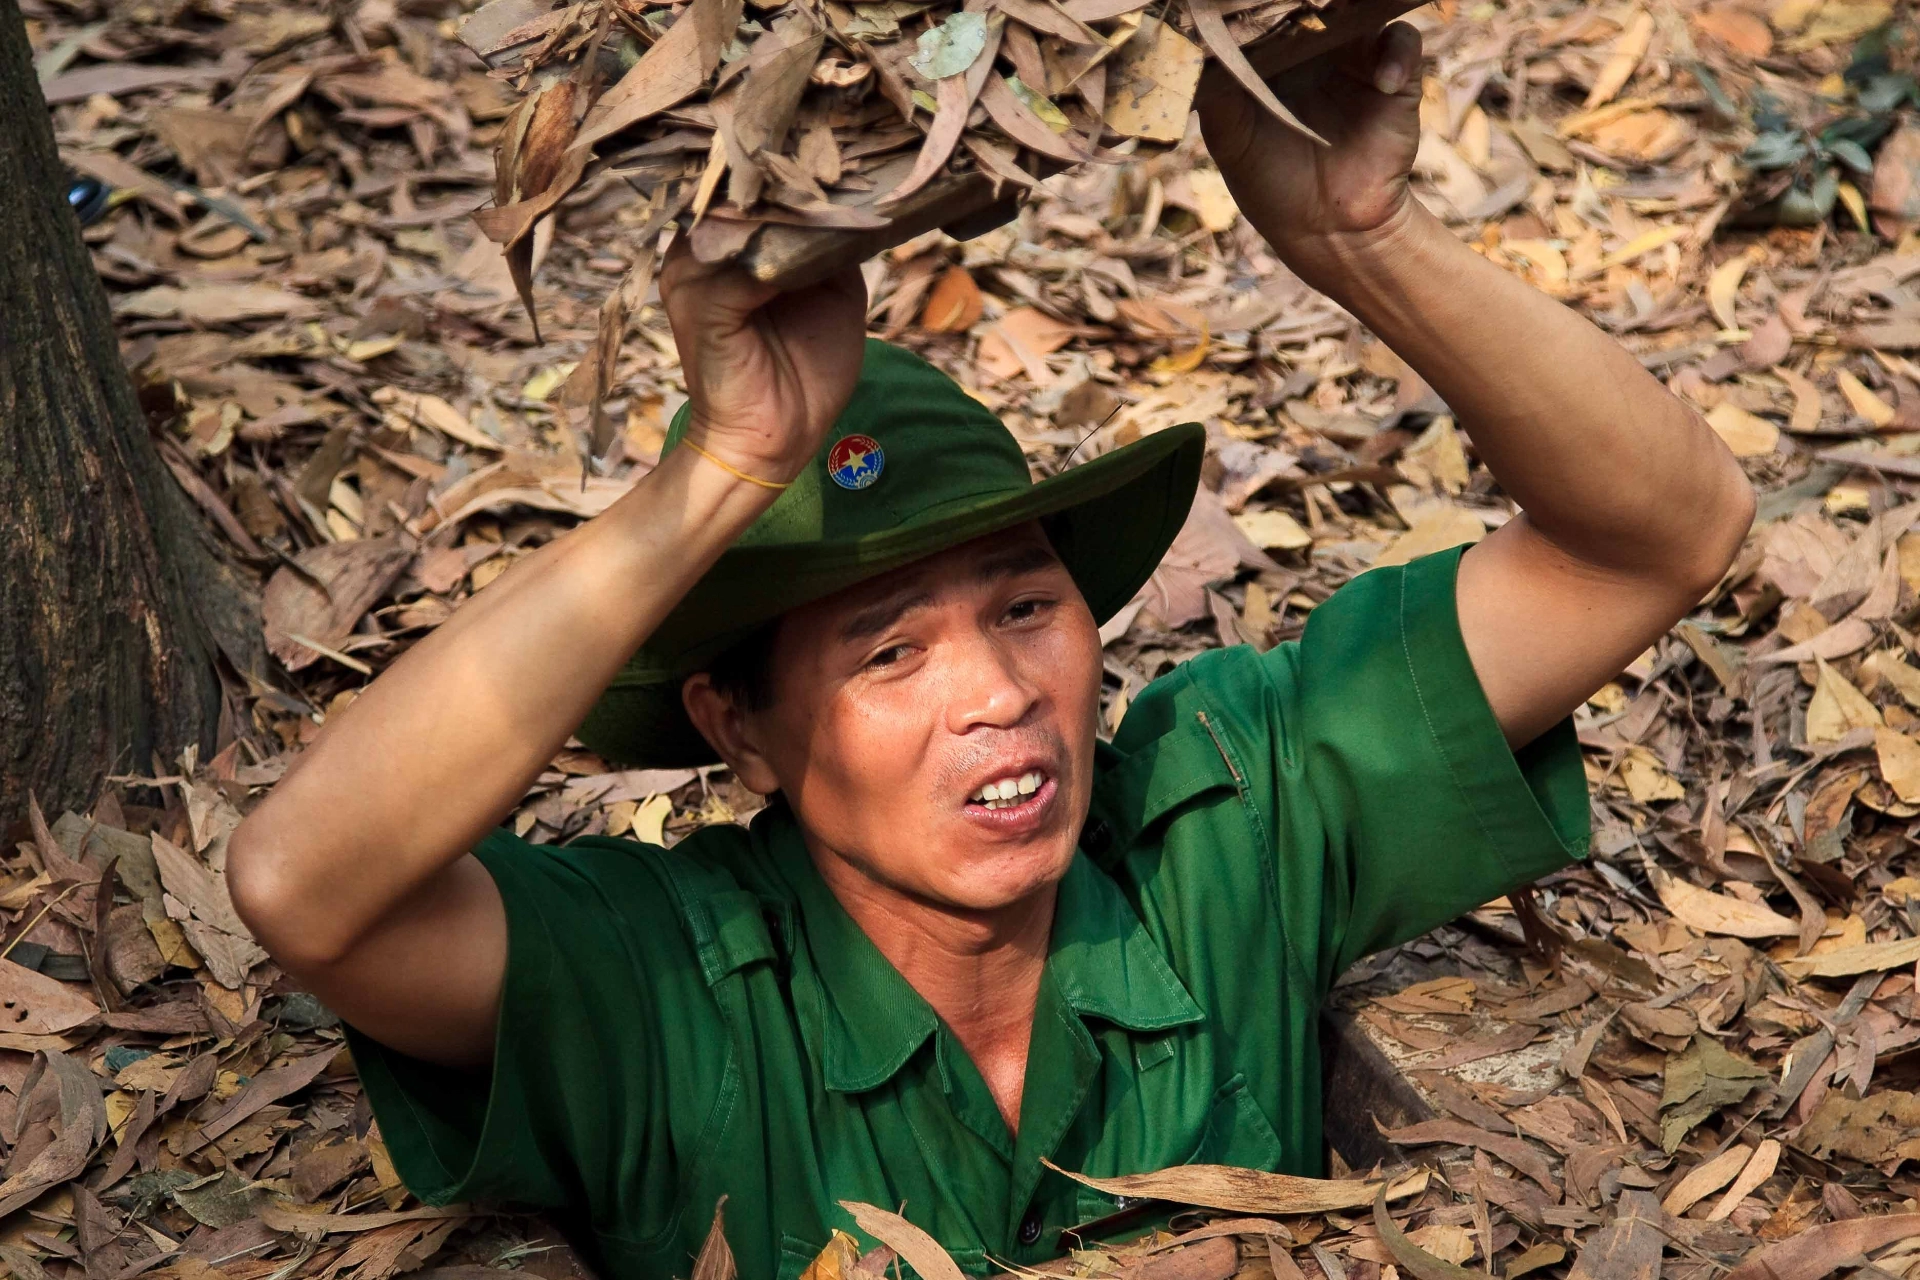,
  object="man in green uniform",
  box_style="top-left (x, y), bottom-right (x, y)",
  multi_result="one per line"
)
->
top-left (229, 20), bottom-right (1755, 1280)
